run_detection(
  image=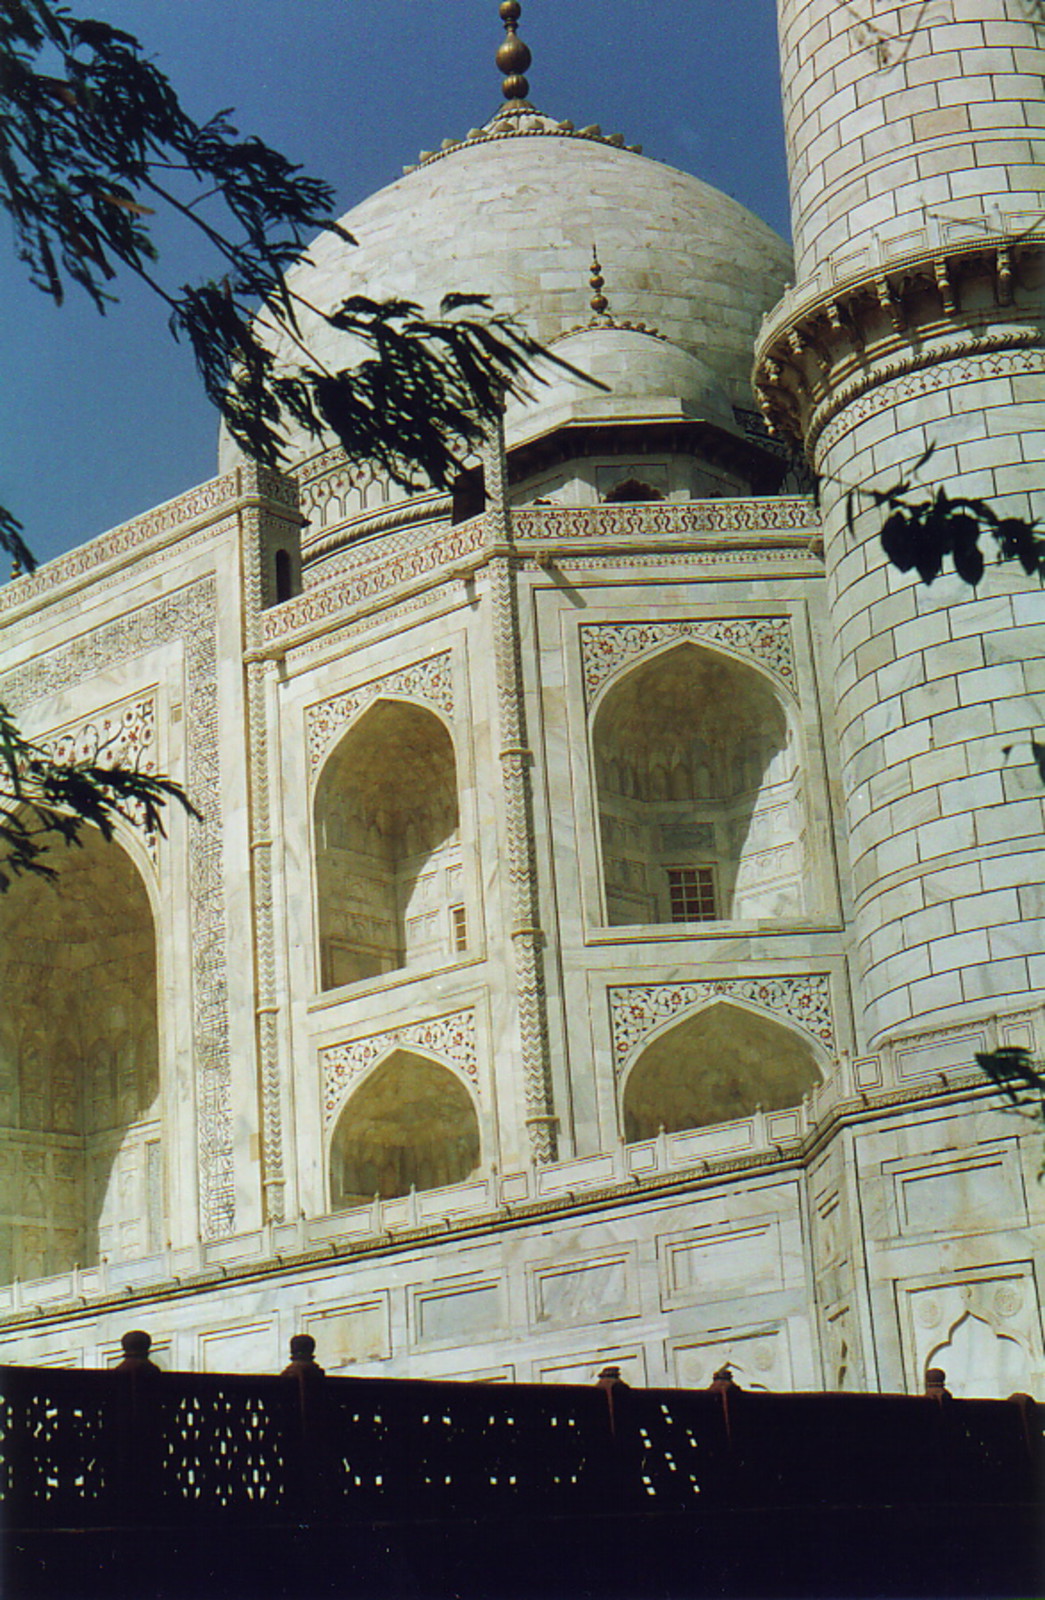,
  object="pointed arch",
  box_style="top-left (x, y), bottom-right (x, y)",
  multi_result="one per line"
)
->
top-left (926, 1312), bottom-right (1033, 1400)
top-left (0, 826), bottom-right (163, 1284)
top-left (314, 697), bottom-right (465, 989)
top-left (328, 1049), bottom-right (481, 1208)
top-left (591, 638), bottom-right (805, 926)
top-left (621, 997), bottom-right (823, 1143)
